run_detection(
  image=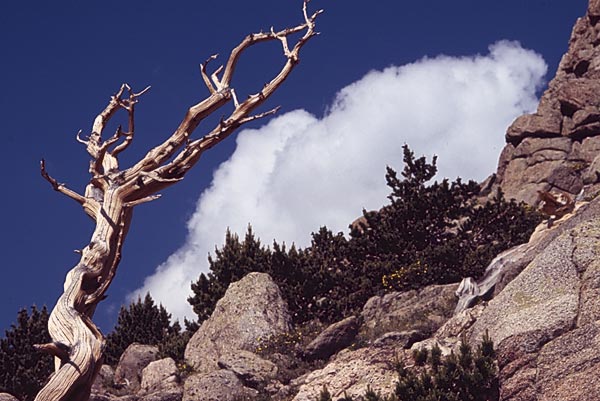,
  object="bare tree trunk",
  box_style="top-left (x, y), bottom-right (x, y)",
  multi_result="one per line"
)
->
top-left (34, 3), bottom-right (321, 400)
